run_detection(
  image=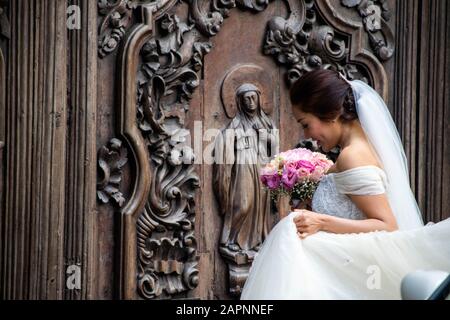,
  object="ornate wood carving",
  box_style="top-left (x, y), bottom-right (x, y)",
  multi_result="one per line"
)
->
top-left (315, 0), bottom-right (390, 98)
top-left (98, 0), bottom-right (177, 58)
top-left (98, 0), bottom-right (137, 58)
top-left (134, 12), bottom-right (203, 295)
top-left (263, 0), bottom-right (391, 98)
top-left (108, 0), bottom-right (280, 299)
top-left (213, 64), bottom-right (279, 296)
top-left (1, 0), bottom-right (447, 301)
top-left (111, 0), bottom-right (197, 299)
top-left (102, 0), bottom-right (393, 299)
top-left (97, 138), bottom-right (128, 207)
top-left (341, 0), bottom-right (394, 61)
